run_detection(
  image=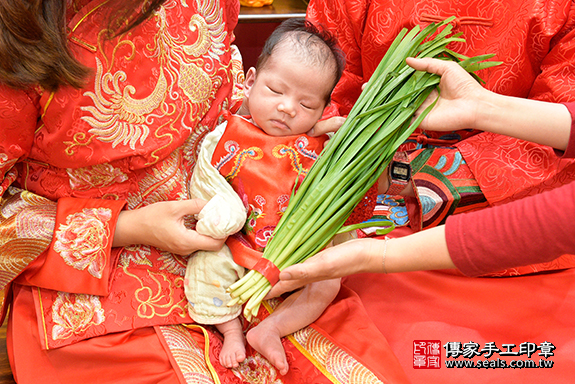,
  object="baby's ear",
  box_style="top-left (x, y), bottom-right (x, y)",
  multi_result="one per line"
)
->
top-left (243, 67), bottom-right (257, 97)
